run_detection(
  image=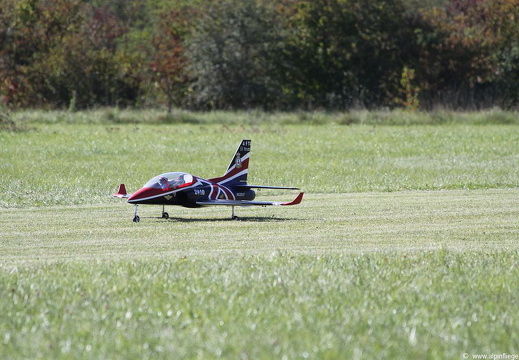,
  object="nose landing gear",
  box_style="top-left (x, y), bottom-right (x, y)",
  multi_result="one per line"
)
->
top-left (131, 205), bottom-right (170, 222)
